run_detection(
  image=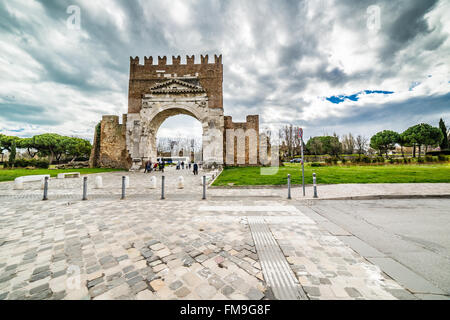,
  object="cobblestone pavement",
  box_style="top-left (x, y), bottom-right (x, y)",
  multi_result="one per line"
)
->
top-left (0, 168), bottom-right (416, 300)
